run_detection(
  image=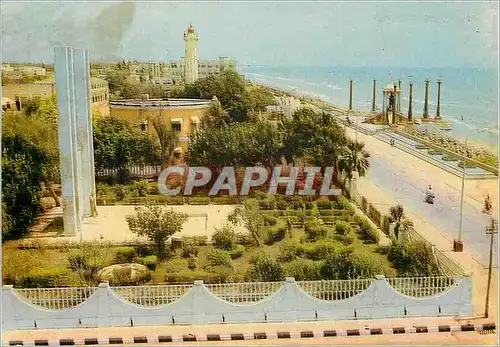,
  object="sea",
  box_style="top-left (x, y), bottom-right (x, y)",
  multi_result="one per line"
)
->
top-left (239, 66), bottom-right (499, 152)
